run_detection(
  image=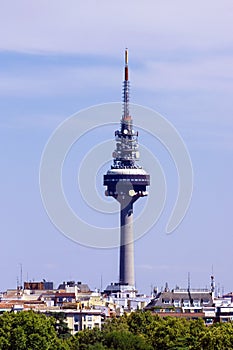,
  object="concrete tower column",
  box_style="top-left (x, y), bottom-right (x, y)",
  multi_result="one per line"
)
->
top-left (119, 198), bottom-right (134, 286)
